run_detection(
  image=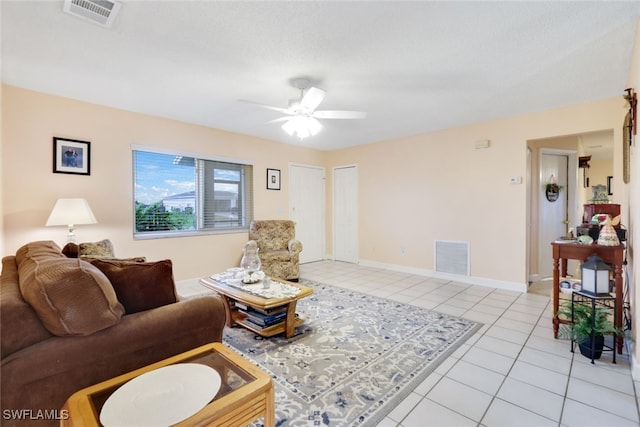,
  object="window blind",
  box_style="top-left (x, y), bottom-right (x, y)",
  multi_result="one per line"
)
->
top-left (133, 149), bottom-right (253, 238)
